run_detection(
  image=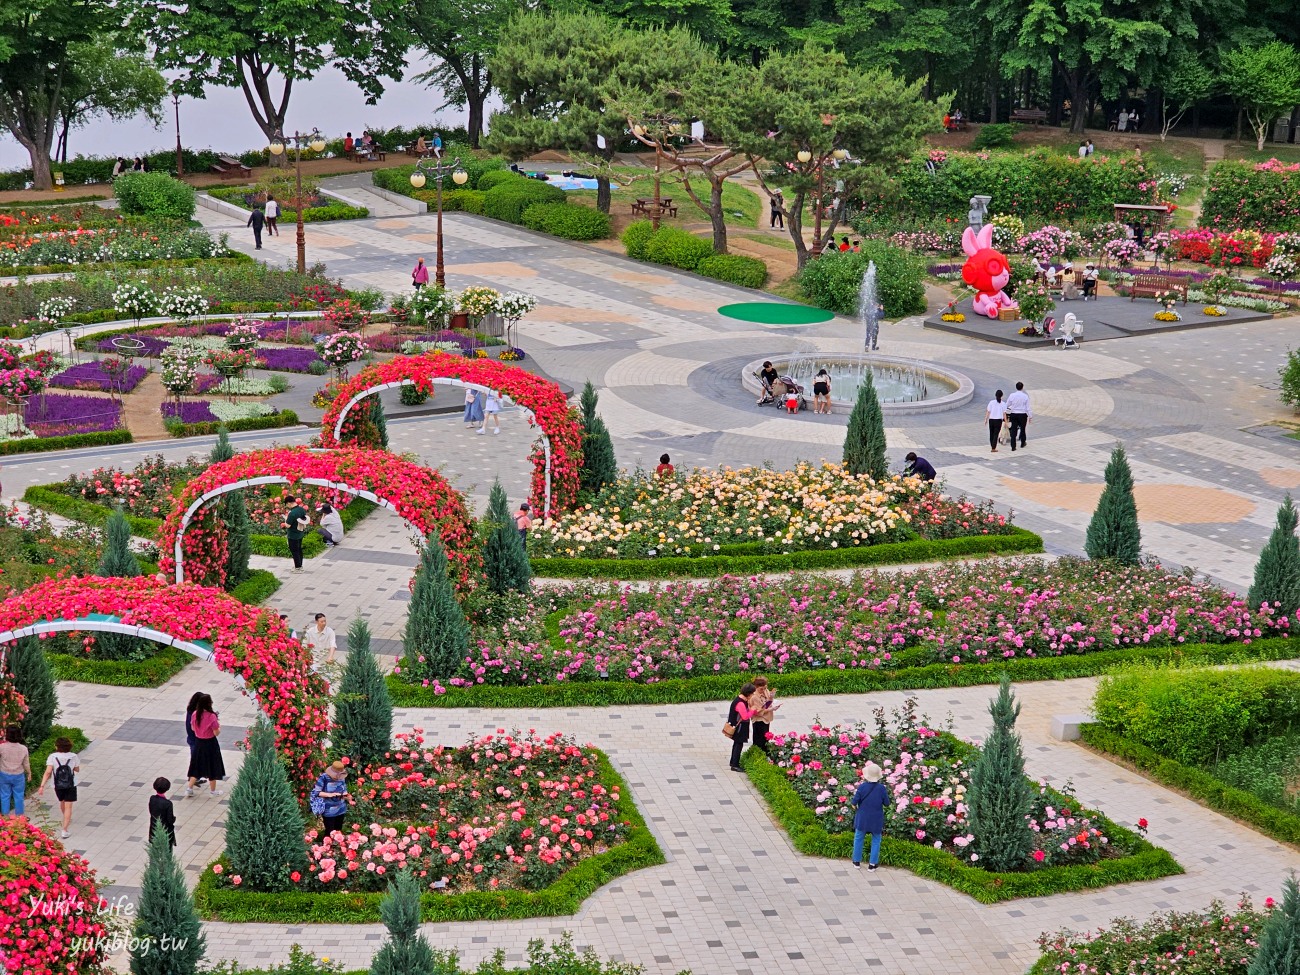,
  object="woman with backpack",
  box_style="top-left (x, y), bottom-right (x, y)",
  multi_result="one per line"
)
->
top-left (851, 761), bottom-right (889, 871)
top-left (38, 736), bottom-right (80, 838)
top-left (310, 760), bottom-right (351, 836)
